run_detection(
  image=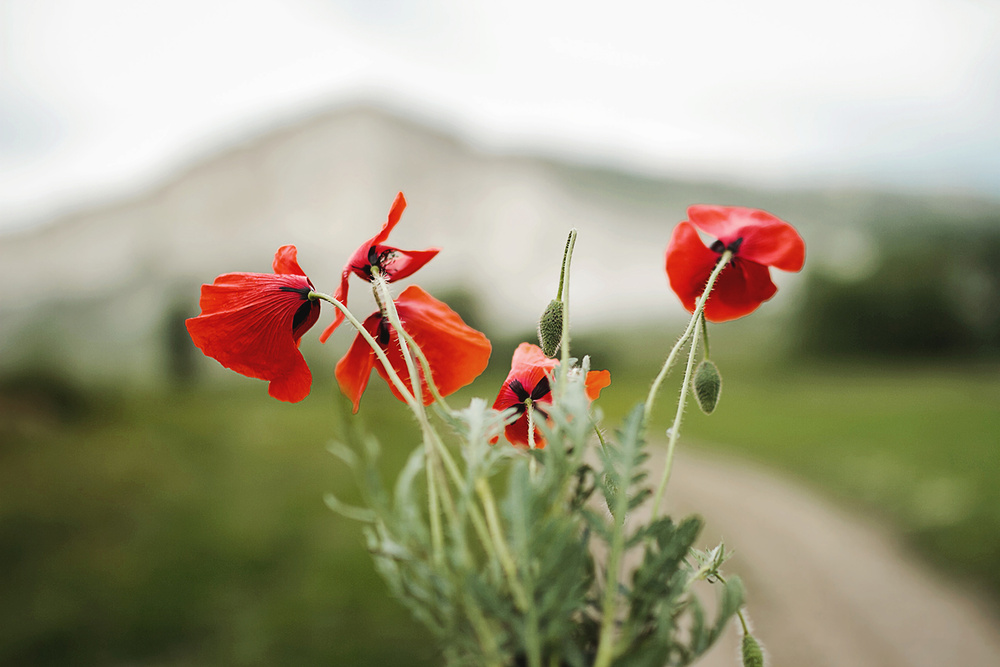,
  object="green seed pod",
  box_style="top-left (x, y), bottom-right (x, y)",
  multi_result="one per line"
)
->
top-left (537, 299), bottom-right (564, 357)
top-left (692, 359), bottom-right (722, 414)
top-left (741, 633), bottom-right (764, 667)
